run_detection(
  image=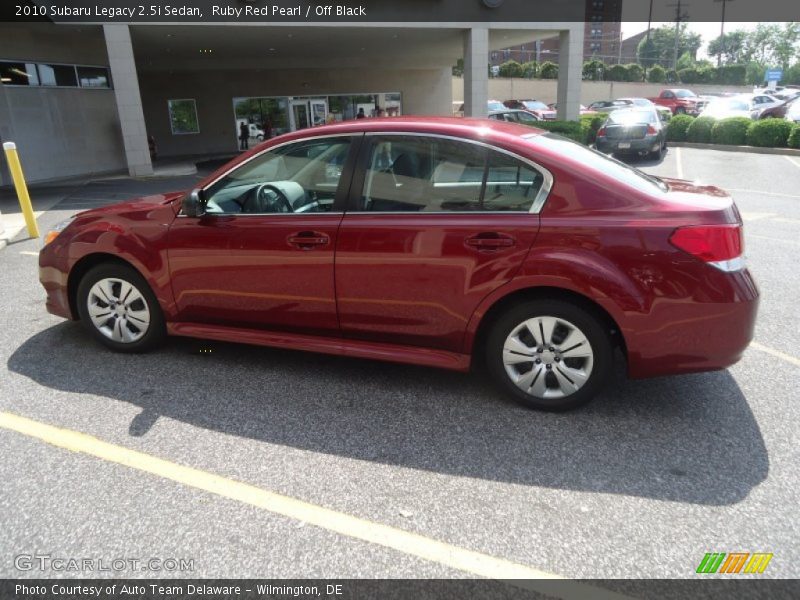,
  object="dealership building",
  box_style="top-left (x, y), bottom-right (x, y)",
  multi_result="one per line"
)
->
top-left (0, 9), bottom-right (584, 184)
